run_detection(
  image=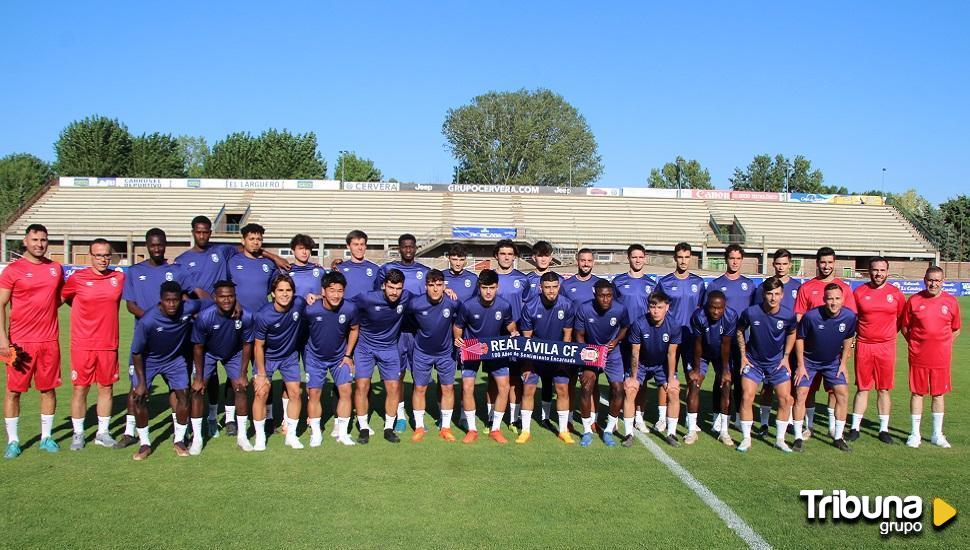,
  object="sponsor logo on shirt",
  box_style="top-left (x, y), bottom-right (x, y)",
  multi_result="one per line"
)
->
top-left (156, 326), bottom-right (164, 332)
top-left (214, 324), bottom-right (221, 330)
top-left (235, 265), bottom-right (243, 270)
top-left (189, 261), bottom-right (197, 267)
top-left (139, 275), bottom-right (147, 280)
top-left (753, 321), bottom-right (761, 326)
top-left (85, 281), bottom-right (93, 286)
